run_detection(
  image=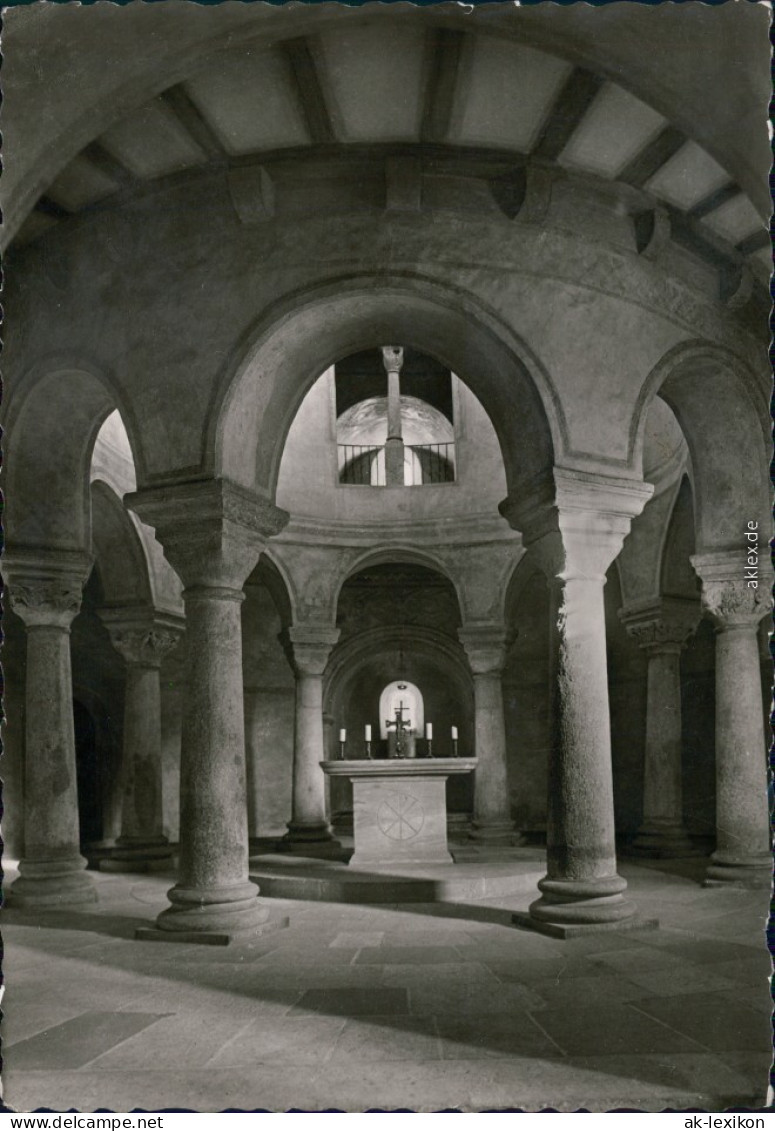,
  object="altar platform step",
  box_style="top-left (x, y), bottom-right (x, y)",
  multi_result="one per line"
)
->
top-left (248, 848), bottom-right (544, 904)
